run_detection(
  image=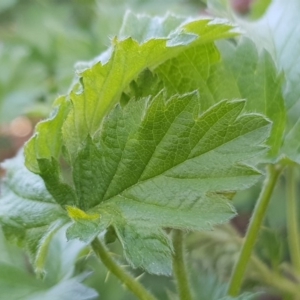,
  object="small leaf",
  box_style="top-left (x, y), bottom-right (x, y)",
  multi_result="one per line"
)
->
top-left (66, 206), bottom-right (100, 221)
top-left (66, 207), bottom-right (111, 243)
top-left (115, 222), bottom-right (173, 275)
